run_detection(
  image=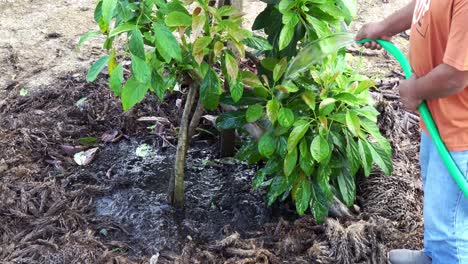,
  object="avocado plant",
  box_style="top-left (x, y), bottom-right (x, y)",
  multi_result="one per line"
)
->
top-left (81, 0), bottom-right (392, 221)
